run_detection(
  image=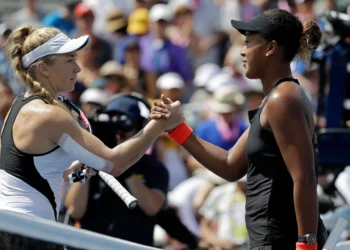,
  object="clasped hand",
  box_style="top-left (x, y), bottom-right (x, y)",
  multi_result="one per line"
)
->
top-left (150, 94), bottom-right (184, 131)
